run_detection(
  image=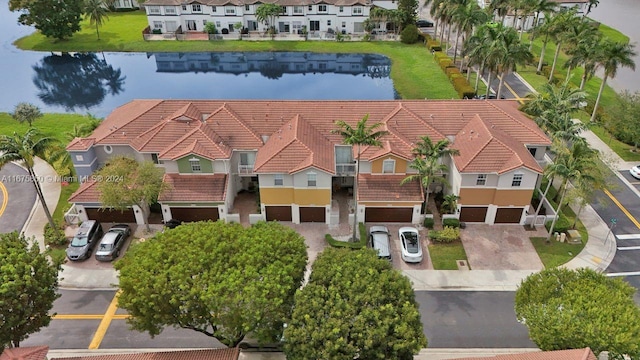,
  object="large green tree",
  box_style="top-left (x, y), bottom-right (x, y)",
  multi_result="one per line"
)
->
top-left (332, 115), bottom-right (388, 242)
top-left (115, 221), bottom-right (307, 347)
top-left (0, 232), bottom-right (61, 348)
top-left (255, 3), bottom-right (282, 36)
top-left (606, 90), bottom-right (640, 152)
top-left (96, 156), bottom-right (166, 232)
top-left (284, 247), bottom-right (426, 360)
top-left (515, 267), bottom-right (640, 359)
top-left (11, 102), bottom-right (43, 127)
top-left (9, 0), bottom-right (84, 40)
top-left (398, 0), bottom-right (418, 30)
top-left (0, 128), bottom-right (61, 231)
